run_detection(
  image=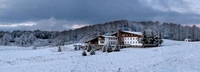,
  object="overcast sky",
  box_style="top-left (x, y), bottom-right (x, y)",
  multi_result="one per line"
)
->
top-left (0, 0), bottom-right (200, 31)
